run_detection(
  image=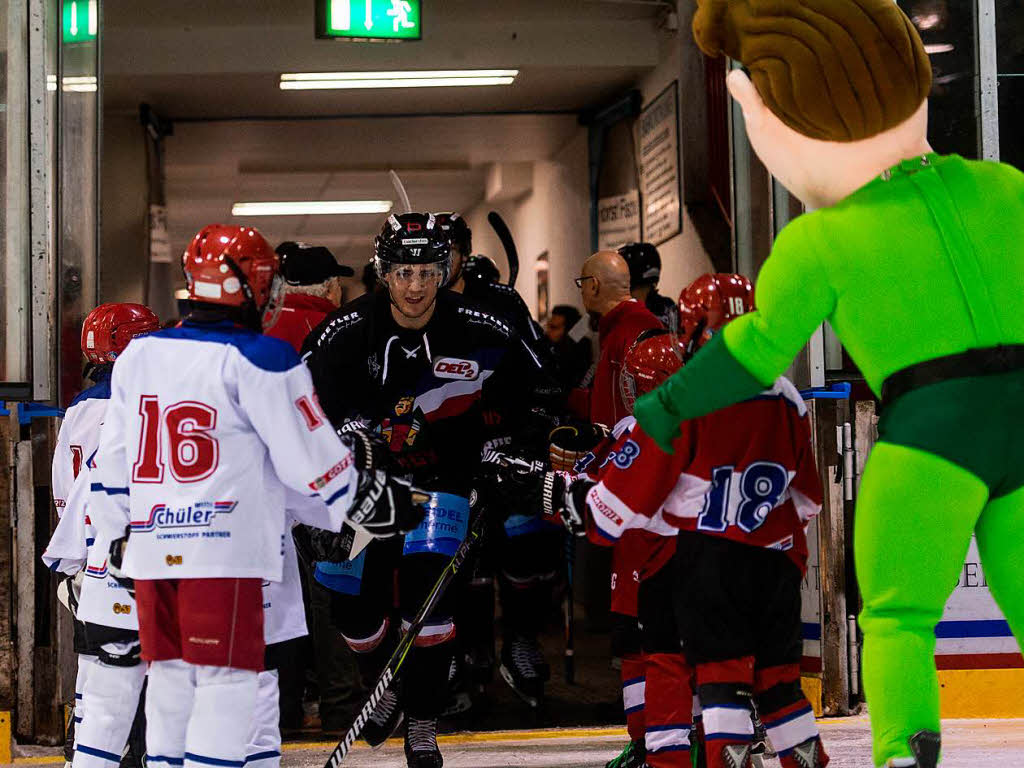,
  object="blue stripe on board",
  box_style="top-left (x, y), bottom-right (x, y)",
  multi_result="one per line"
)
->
top-left (935, 619), bottom-right (1012, 639)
